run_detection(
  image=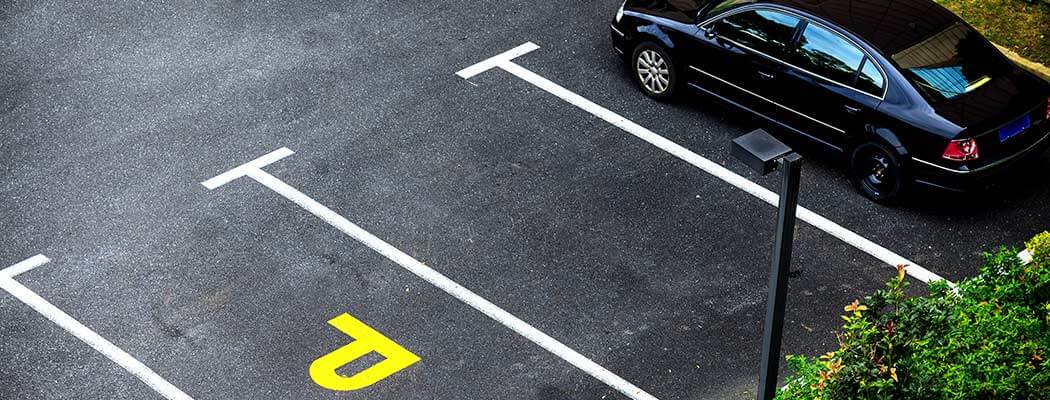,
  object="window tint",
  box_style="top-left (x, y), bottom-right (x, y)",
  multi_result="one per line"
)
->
top-left (856, 58), bottom-right (885, 96)
top-left (794, 23), bottom-right (865, 87)
top-left (712, 10), bottom-right (801, 60)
